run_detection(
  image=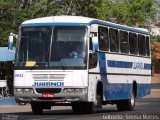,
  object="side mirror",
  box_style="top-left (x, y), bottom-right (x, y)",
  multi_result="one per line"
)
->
top-left (8, 33), bottom-right (17, 53)
top-left (8, 35), bottom-right (14, 51)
